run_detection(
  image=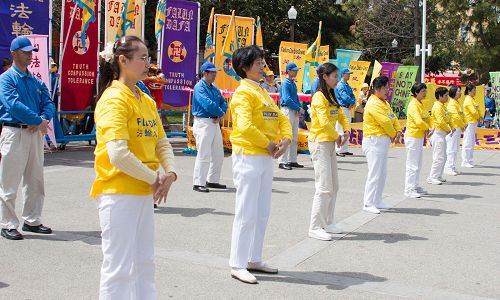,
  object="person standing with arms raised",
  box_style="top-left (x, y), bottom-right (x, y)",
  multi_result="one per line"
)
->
top-left (191, 62), bottom-right (228, 193)
top-left (278, 62), bottom-right (304, 170)
top-left (444, 85), bottom-right (466, 175)
top-left (334, 68), bottom-right (355, 156)
top-left (362, 76), bottom-right (402, 214)
top-left (461, 83), bottom-right (481, 168)
top-left (0, 36), bottom-right (54, 240)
